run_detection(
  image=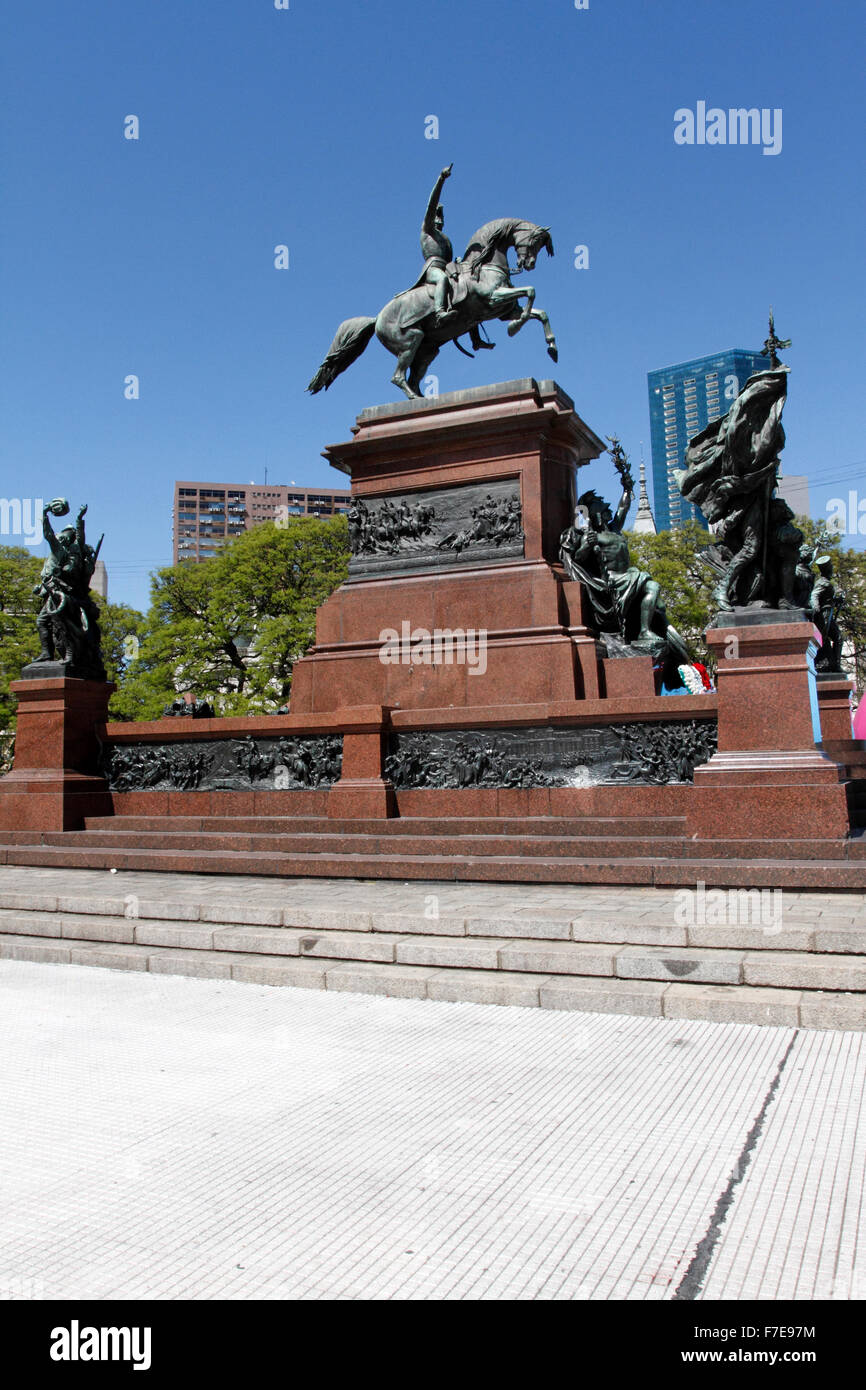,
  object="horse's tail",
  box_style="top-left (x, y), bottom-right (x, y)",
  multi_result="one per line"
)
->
top-left (307, 316), bottom-right (376, 394)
